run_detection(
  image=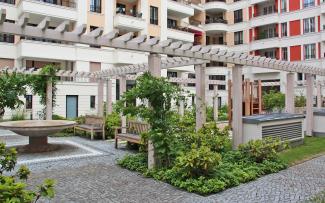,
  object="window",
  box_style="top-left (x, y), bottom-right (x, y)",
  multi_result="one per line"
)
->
top-left (303, 0), bottom-right (314, 8)
top-left (303, 17), bottom-right (315, 34)
top-left (209, 85), bottom-right (226, 90)
top-left (297, 73), bottom-right (303, 81)
top-left (25, 95), bottom-right (32, 109)
top-left (234, 9), bottom-right (243, 23)
top-left (281, 0), bottom-right (287, 12)
top-left (234, 31), bottom-right (243, 45)
top-left (90, 0), bottom-right (101, 13)
top-left (167, 71), bottom-right (177, 78)
top-left (90, 96), bottom-right (96, 108)
top-left (150, 6), bottom-right (158, 25)
top-left (1, 0), bottom-right (15, 5)
top-left (116, 3), bottom-right (126, 14)
top-left (209, 75), bottom-right (226, 81)
top-left (188, 73), bottom-right (195, 87)
top-left (281, 47), bottom-right (288, 61)
top-left (304, 44), bottom-right (316, 59)
top-left (167, 19), bottom-right (177, 29)
top-left (281, 22), bottom-right (287, 37)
